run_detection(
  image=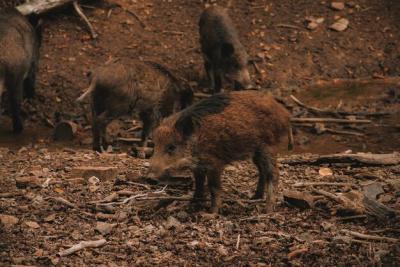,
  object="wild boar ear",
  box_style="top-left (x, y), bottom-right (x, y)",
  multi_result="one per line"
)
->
top-left (175, 116), bottom-right (195, 139)
top-left (221, 43), bottom-right (234, 58)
